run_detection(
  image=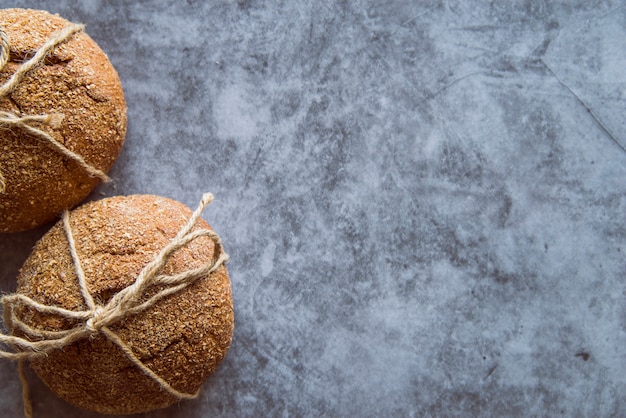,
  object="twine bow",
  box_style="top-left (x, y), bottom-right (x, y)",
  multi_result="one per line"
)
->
top-left (0, 23), bottom-right (109, 194)
top-left (0, 193), bottom-right (229, 417)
